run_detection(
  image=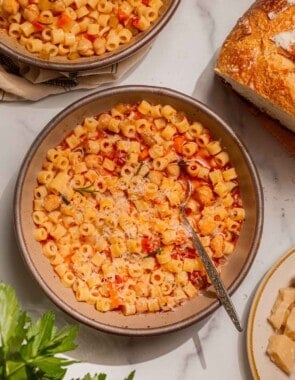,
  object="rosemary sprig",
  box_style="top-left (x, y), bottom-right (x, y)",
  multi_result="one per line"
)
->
top-left (74, 181), bottom-right (99, 195)
top-left (145, 247), bottom-right (162, 257)
top-left (61, 194), bottom-right (70, 205)
top-left (135, 162), bottom-right (144, 175)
